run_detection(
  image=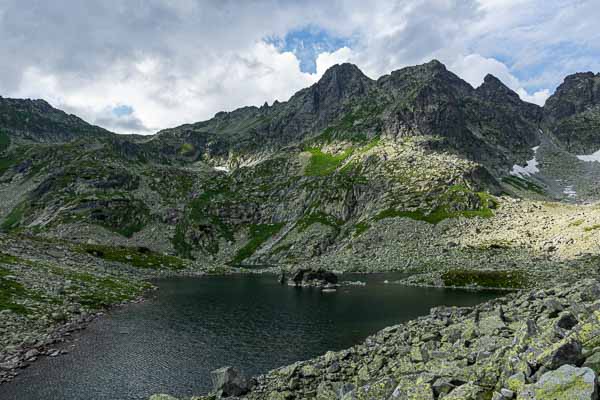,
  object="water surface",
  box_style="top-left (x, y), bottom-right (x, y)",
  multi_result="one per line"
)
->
top-left (0, 274), bottom-right (501, 400)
